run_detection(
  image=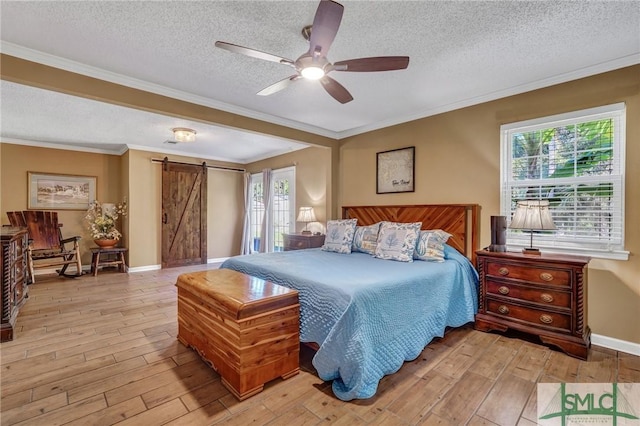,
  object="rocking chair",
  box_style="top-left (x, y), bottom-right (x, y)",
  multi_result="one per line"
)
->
top-left (7, 211), bottom-right (83, 282)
